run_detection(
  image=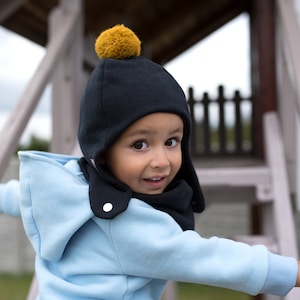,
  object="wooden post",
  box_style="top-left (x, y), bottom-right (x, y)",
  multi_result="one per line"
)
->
top-left (233, 90), bottom-right (242, 153)
top-left (263, 112), bottom-right (300, 300)
top-left (249, 0), bottom-right (277, 158)
top-left (217, 85), bottom-right (226, 154)
top-left (203, 92), bottom-right (210, 154)
top-left (249, 4), bottom-right (277, 299)
top-left (163, 281), bottom-right (178, 300)
top-left (276, 0), bottom-right (300, 206)
top-left (50, 0), bottom-right (83, 154)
